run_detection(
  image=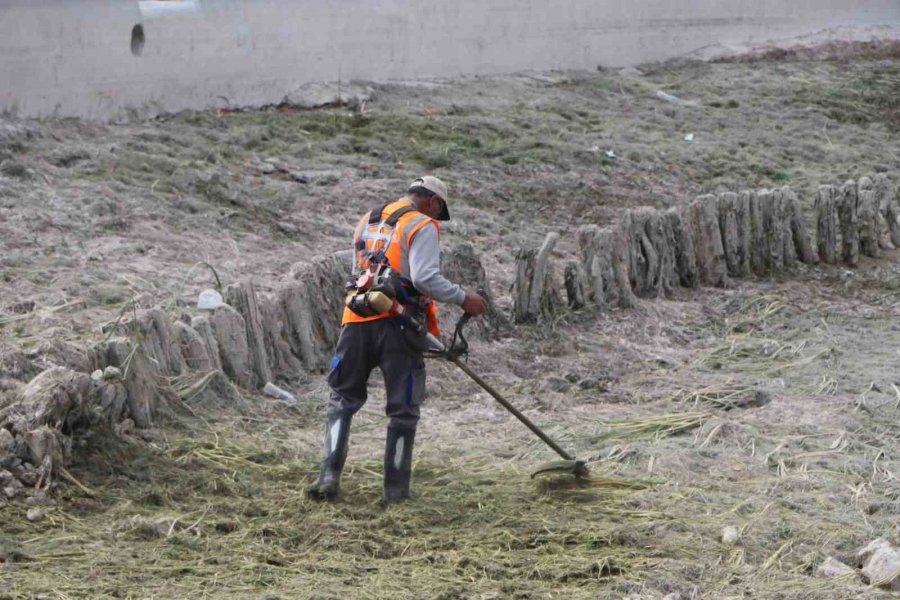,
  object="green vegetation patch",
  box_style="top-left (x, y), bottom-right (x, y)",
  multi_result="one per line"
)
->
top-left (796, 63), bottom-right (900, 131)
